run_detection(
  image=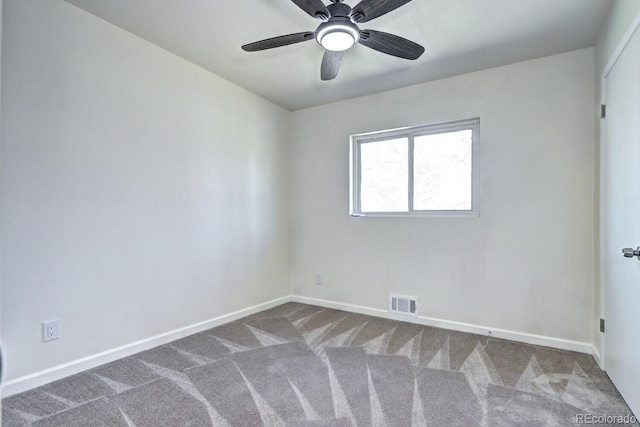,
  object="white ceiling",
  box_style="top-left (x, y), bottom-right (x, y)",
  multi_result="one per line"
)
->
top-left (64, 0), bottom-right (613, 111)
